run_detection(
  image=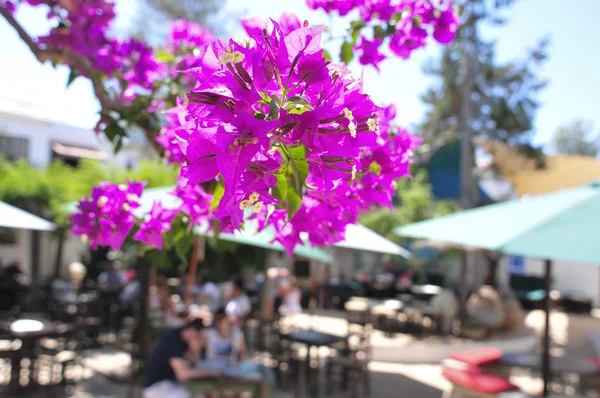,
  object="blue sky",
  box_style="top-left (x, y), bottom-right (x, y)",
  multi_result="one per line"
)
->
top-left (1, 0), bottom-right (599, 148)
